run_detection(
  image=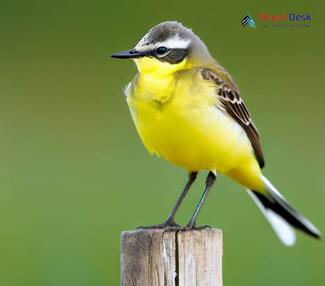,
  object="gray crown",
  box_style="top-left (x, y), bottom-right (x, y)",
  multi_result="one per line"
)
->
top-left (138, 21), bottom-right (193, 46)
